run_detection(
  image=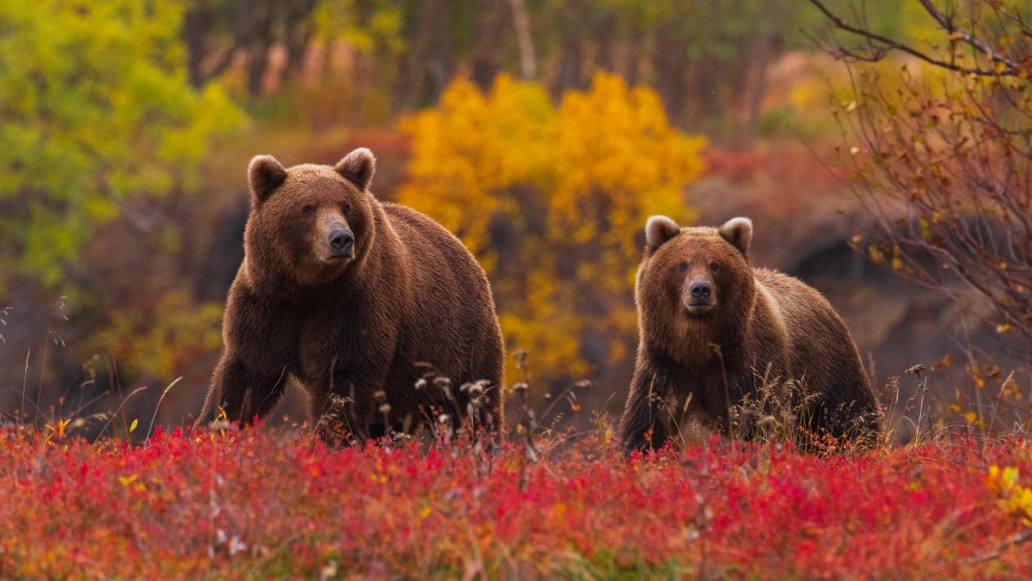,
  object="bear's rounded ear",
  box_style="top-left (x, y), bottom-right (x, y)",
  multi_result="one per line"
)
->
top-left (718, 217), bottom-right (753, 258)
top-left (248, 155), bottom-right (287, 206)
top-left (645, 215), bottom-right (681, 251)
top-left (335, 147), bottom-right (376, 191)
